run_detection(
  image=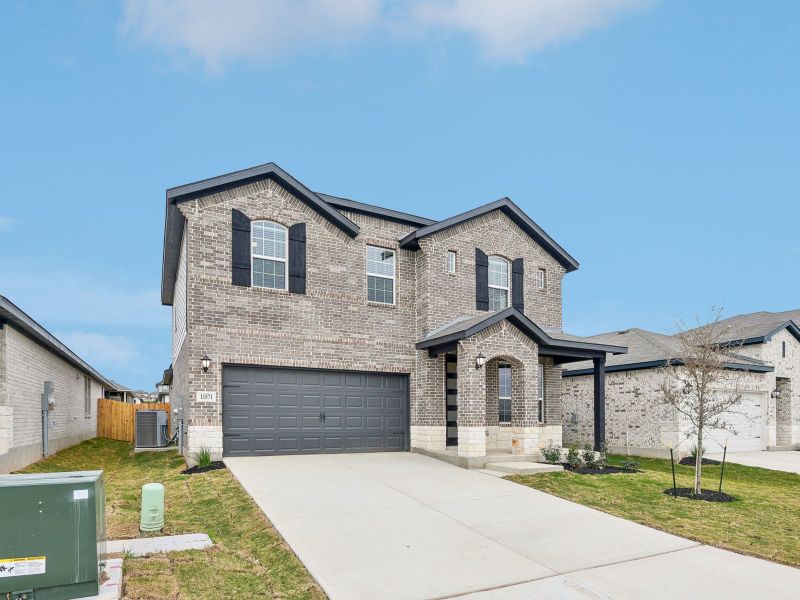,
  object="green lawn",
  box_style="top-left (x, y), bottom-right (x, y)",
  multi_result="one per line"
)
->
top-left (509, 454), bottom-right (800, 567)
top-left (22, 438), bottom-right (324, 600)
